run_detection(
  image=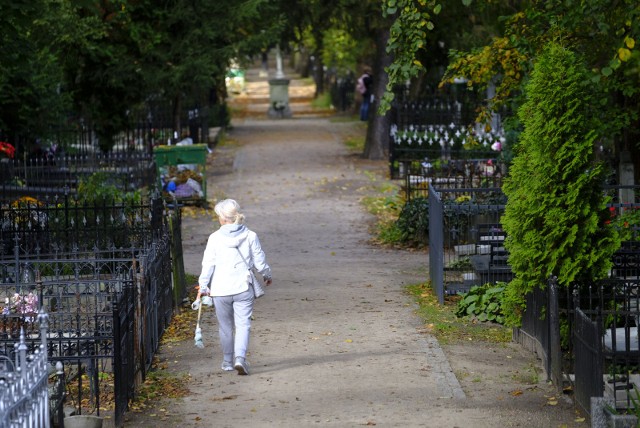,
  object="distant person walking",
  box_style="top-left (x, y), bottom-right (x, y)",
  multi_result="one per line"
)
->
top-left (356, 67), bottom-right (373, 121)
top-left (195, 199), bottom-right (272, 375)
